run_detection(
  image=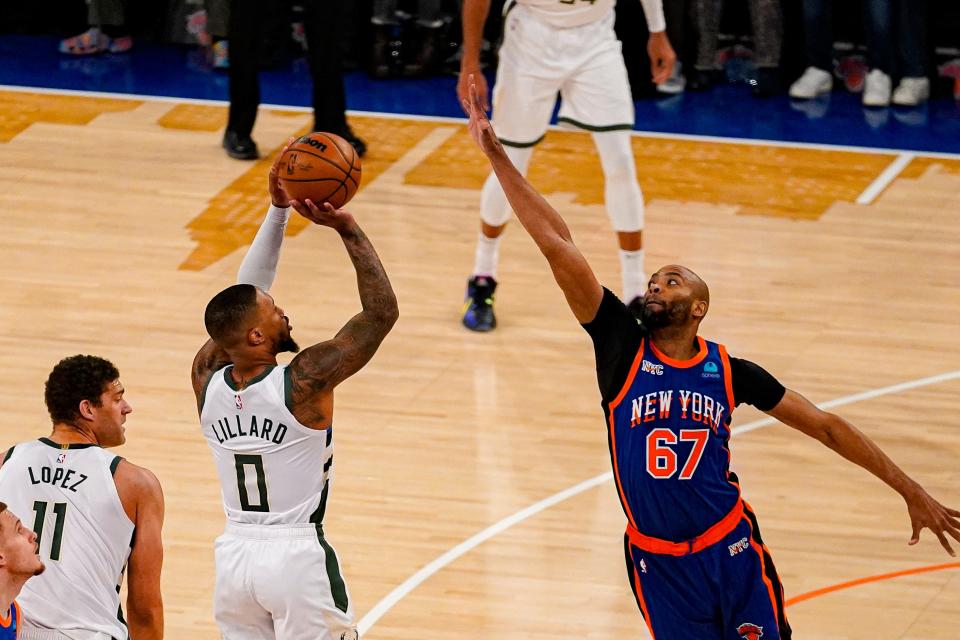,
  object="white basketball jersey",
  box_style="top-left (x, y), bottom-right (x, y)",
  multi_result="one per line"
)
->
top-left (200, 365), bottom-right (333, 526)
top-left (514, 0), bottom-right (615, 28)
top-left (0, 439), bottom-right (134, 639)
